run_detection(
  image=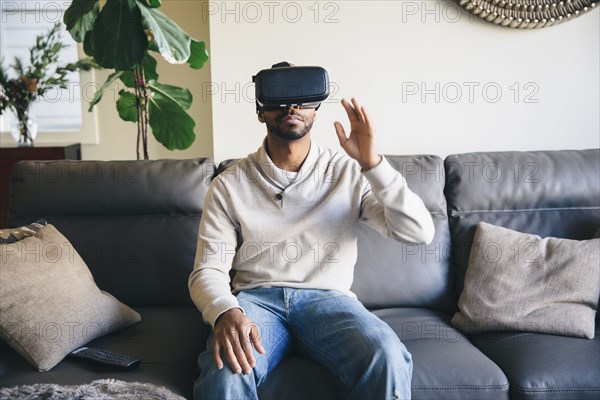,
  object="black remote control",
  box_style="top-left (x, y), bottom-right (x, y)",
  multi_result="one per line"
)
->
top-left (69, 347), bottom-right (141, 370)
